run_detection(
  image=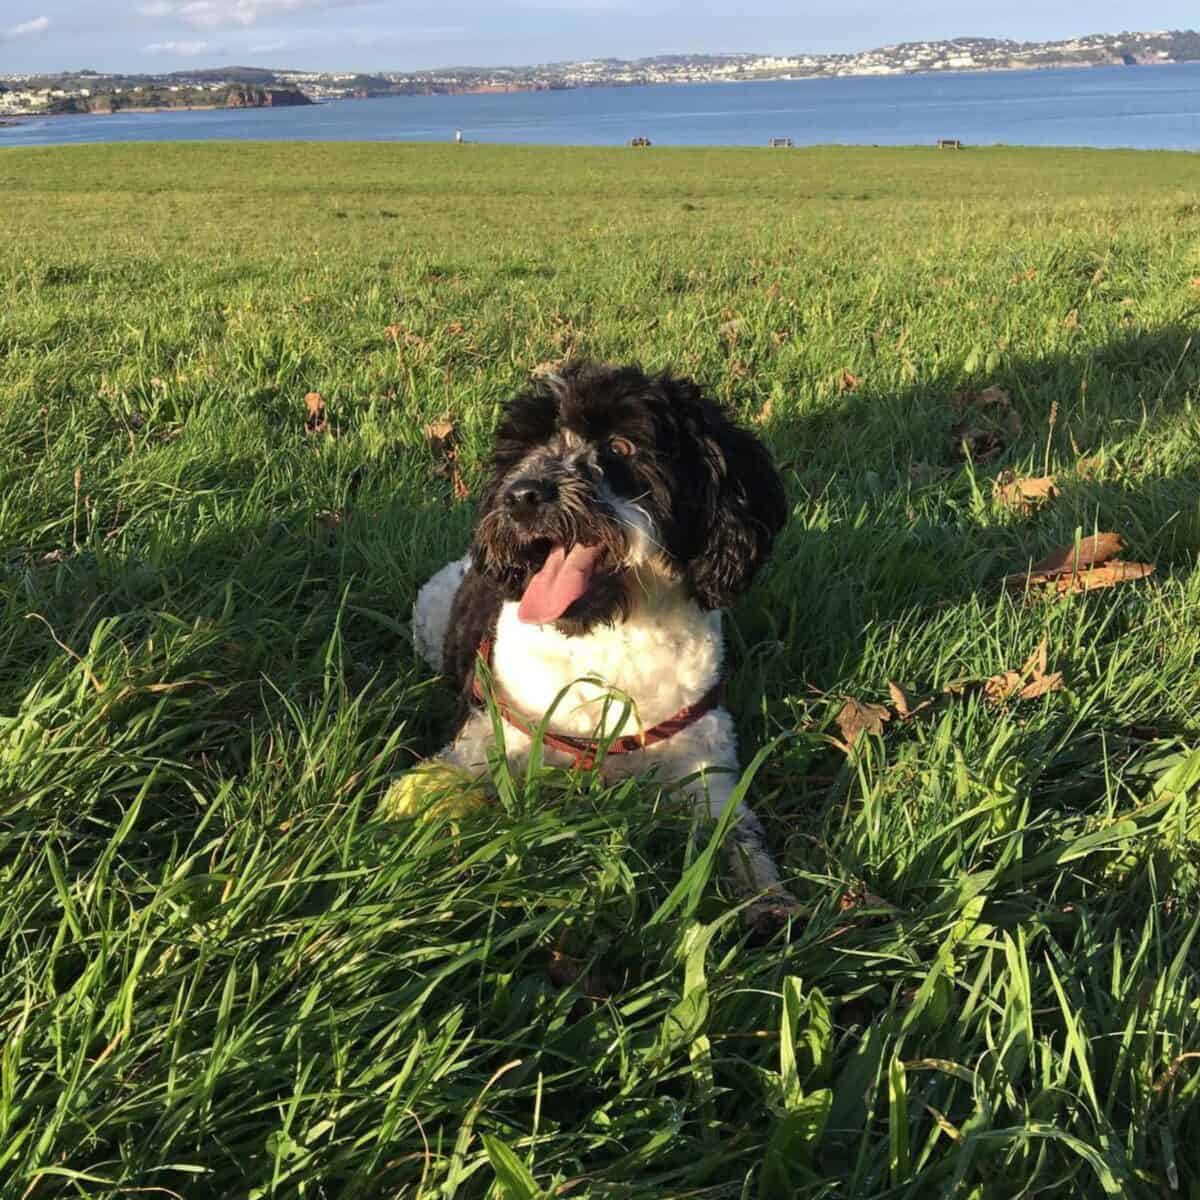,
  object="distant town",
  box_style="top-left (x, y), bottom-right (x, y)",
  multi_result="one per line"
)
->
top-left (2, 29), bottom-right (1198, 117)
